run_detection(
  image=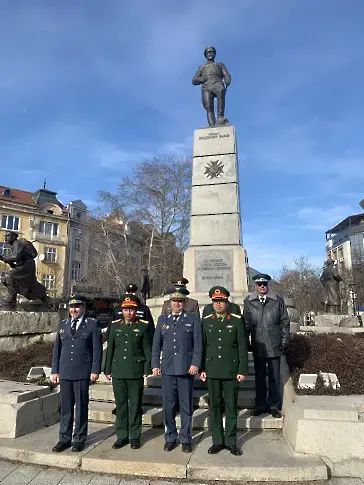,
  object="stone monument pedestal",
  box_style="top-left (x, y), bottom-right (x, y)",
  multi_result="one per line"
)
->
top-left (184, 125), bottom-right (248, 307)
